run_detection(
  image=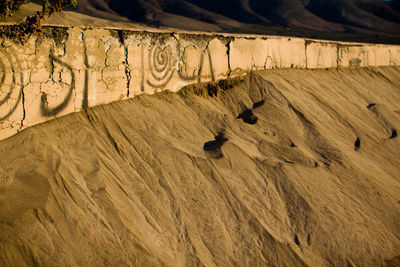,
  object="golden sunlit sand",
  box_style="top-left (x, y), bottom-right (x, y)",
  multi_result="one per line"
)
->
top-left (1, 67), bottom-right (399, 266)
